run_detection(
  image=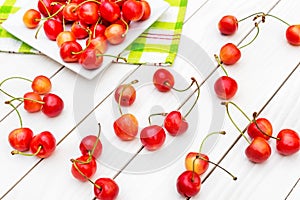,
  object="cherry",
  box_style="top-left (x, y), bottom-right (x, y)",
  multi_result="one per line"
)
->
top-left (152, 68), bottom-right (174, 92)
top-left (23, 9), bottom-right (41, 29)
top-left (247, 117), bottom-right (273, 140)
top-left (219, 43), bottom-right (241, 65)
top-left (8, 128), bottom-right (33, 152)
top-left (218, 15), bottom-right (238, 35)
top-left (214, 76), bottom-right (238, 100)
top-left (99, 1), bottom-right (121, 23)
top-left (286, 25), bottom-right (300, 46)
top-left (90, 23), bottom-right (107, 38)
top-left (245, 137), bottom-right (271, 163)
top-left (71, 155), bottom-right (97, 182)
top-left (77, 2), bottom-right (100, 25)
top-left (79, 123), bottom-right (103, 159)
top-left (71, 20), bottom-right (89, 39)
top-left (122, 0), bottom-right (144, 22)
top-left (62, 3), bottom-right (78, 22)
top-left (185, 152), bottom-right (209, 175)
top-left (104, 23), bottom-right (126, 45)
top-left (43, 18), bottom-right (63, 41)
top-left (140, 125), bottom-right (166, 151)
top-left (42, 93), bottom-right (64, 117)
top-left (23, 91), bottom-right (43, 113)
top-left (176, 171), bottom-right (201, 198)
top-left (94, 178), bottom-right (119, 200)
top-left (31, 75), bottom-right (52, 95)
top-left (164, 111), bottom-right (188, 136)
top-left (114, 81), bottom-right (137, 107)
top-left (79, 47), bottom-right (104, 70)
top-left (113, 113), bottom-right (138, 141)
top-left (276, 129), bottom-right (300, 156)
top-left (49, 2), bottom-right (65, 22)
top-left (59, 40), bottom-right (83, 62)
top-left (87, 35), bottom-right (108, 53)
top-left (139, 0), bottom-right (151, 21)
top-left (56, 30), bottom-right (76, 47)
top-left (37, 0), bottom-right (53, 17)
